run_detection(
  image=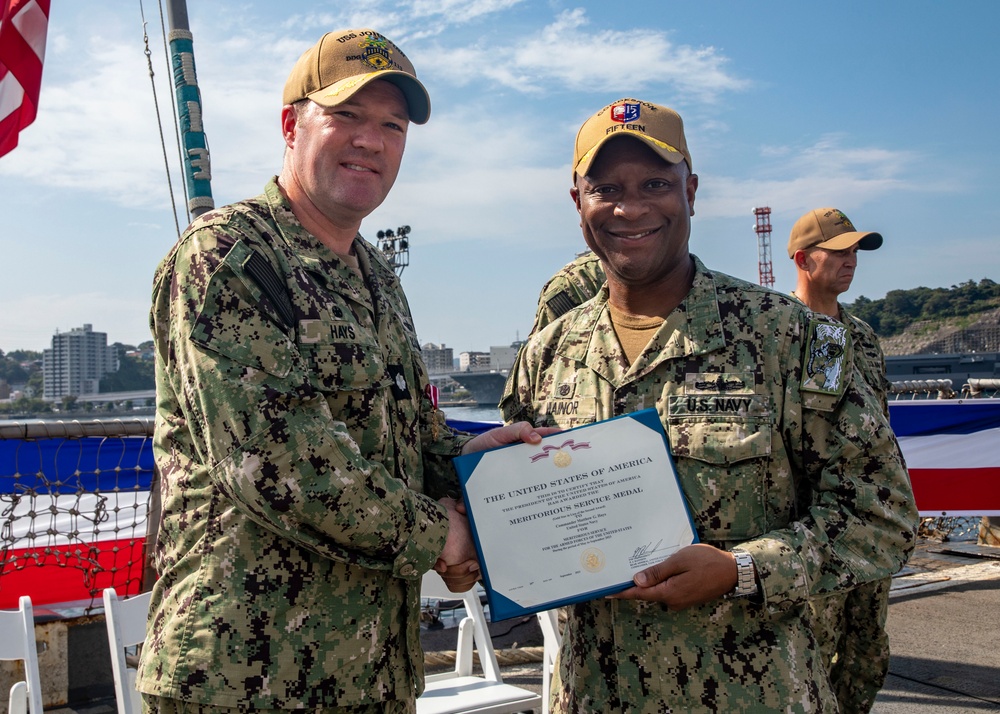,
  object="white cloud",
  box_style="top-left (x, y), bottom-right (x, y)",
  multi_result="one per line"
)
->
top-left (698, 135), bottom-right (940, 222)
top-left (0, 32), bottom-right (179, 209)
top-left (1, 4), bottom-right (747, 216)
top-left (365, 105), bottom-right (578, 248)
top-left (6, 0), bottom-right (988, 358)
top-left (421, 8), bottom-right (748, 102)
top-left (406, 0), bottom-right (526, 24)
